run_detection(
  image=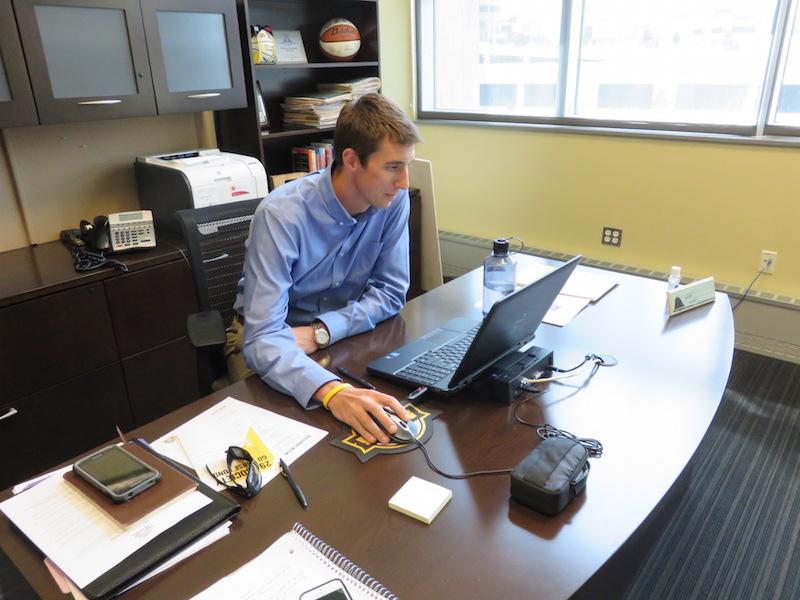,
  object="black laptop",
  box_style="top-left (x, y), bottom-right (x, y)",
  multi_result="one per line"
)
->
top-left (367, 256), bottom-right (581, 394)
